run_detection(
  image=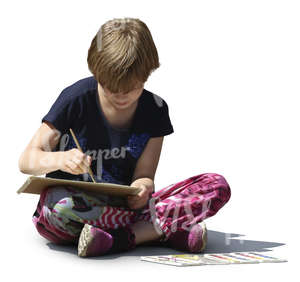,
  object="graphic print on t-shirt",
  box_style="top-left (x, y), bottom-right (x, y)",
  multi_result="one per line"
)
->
top-left (126, 133), bottom-right (150, 159)
top-left (62, 131), bottom-right (151, 184)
